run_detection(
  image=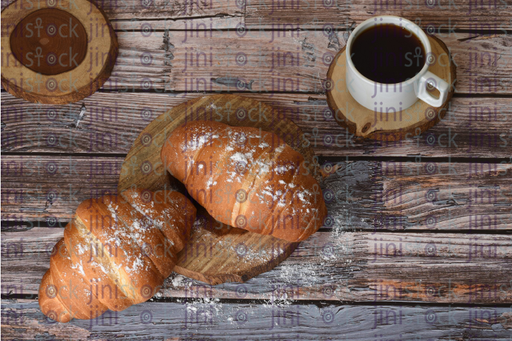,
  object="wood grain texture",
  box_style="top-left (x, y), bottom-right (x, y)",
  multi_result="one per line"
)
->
top-left (1, 0), bottom-right (119, 104)
top-left (3, 299), bottom-right (512, 340)
top-left (5, 0), bottom-right (510, 30)
top-left (2, 92), bottom-right (512, 158)
top-left (2, 156), bottom-right (511, 231)
top-left (97, 31), bottom-right (510, 95)
top-left (3, 228), bottom-right (512, 304)
top-left (0, 0), bottom-right (243, 18)
top-left (1, 0), bottom-right (244, 31)
top-left (3, 31), bottom-right (509, 95)
top-left (327, 35), bottom-right (457, 141)
top-left (246, 0), bottom-right (512, 30)
top-left (2, 0), bottom-right (511, 337)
